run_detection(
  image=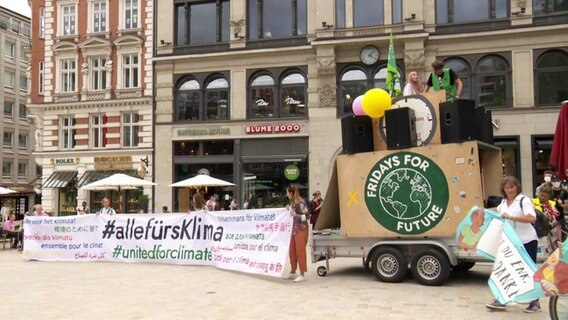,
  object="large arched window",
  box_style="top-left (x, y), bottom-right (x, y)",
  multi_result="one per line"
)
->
top-left (535, 50), bottom-right (568, 106)
top-left (175, 74), bottom-right (230, 121)
top-left (280, 72), bottom-right (307, 117)
top-left (248, 69), bottom-right (308, 119)
top-left (444, 58), bottom-right (471, 100)
top-left (475, 55), bottom-right (510, 108)
top-left (338, 68), bottom-right (368, 115)
top-left (205, 77), bottom-right (230, 120)
top-left (249, 73), bottom-right (276, 118)
top-left (176, 79), bottom-right (200, 121)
